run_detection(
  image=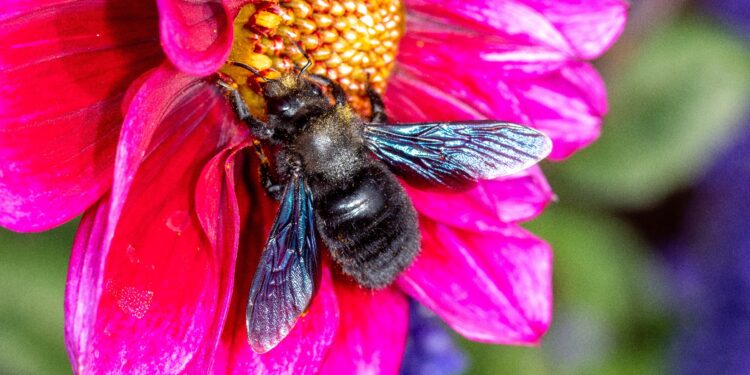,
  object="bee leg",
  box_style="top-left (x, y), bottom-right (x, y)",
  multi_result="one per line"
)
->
top-left (217, 76), bottom-right (273, 140)
top-left (253, 141), bottom-right (283, 201)
top-left (366, 86), bottom-right (387, 124)
top-left (308, 74), bottom-right (347, 106)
